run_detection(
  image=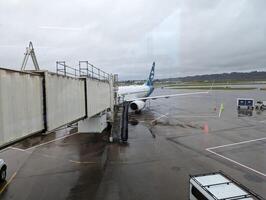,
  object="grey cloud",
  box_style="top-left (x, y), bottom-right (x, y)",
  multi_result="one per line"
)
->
top-left (179, 0), bottom-right (266, 76)
top-left (0, 0), bottom-right (265, 79)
